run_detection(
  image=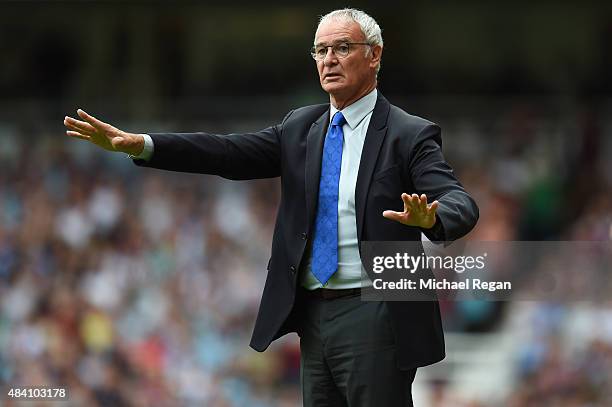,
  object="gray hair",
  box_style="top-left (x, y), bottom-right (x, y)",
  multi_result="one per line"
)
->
top-left (316, 8), bottom-right (383, 73)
